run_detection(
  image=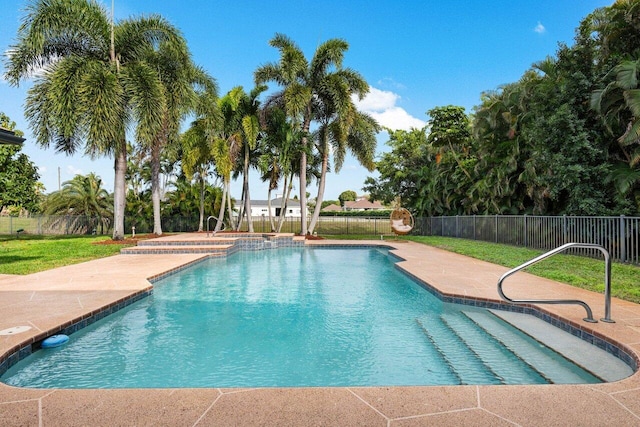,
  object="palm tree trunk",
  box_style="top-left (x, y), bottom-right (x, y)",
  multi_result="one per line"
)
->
top-left (299, 117), bottom-right (311, 235)
top-left (151, 140), bottom-right (163, 235)
top-left (308, 147), bottom-right (329, 234)
top-left (215, 181), bottom-right (227, 232)
top-left (243, 151), bottom-right (254, 232)
top-left (277, 174), bottom-right (293, 233)
top-left (112, 139), bottom-right (127, 240)
top-left (267, 188), bottom-right (275, 232)
top-left (226, 179), bottom-right (236, 229)
top-left (198, 175), bottom-right (205, 232)
top-left (236, 185), bottom-right (245, 231)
